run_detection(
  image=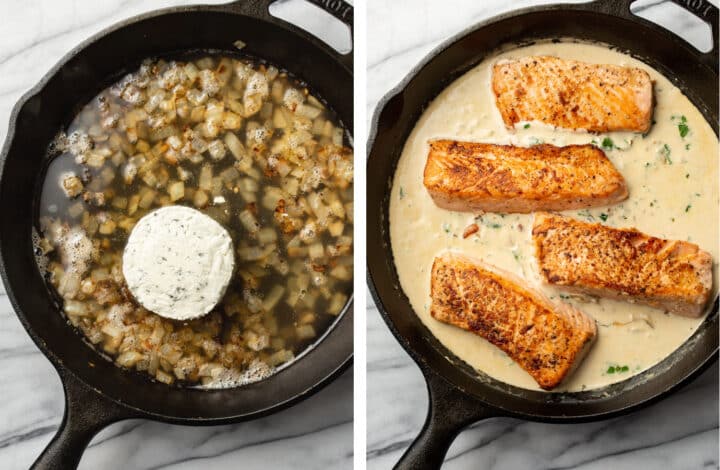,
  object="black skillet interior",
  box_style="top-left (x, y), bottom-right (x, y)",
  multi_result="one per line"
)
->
top-left (0, 0), bottom-right (353, 468)
top-left (366, 0), bottom-right (718, 468)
